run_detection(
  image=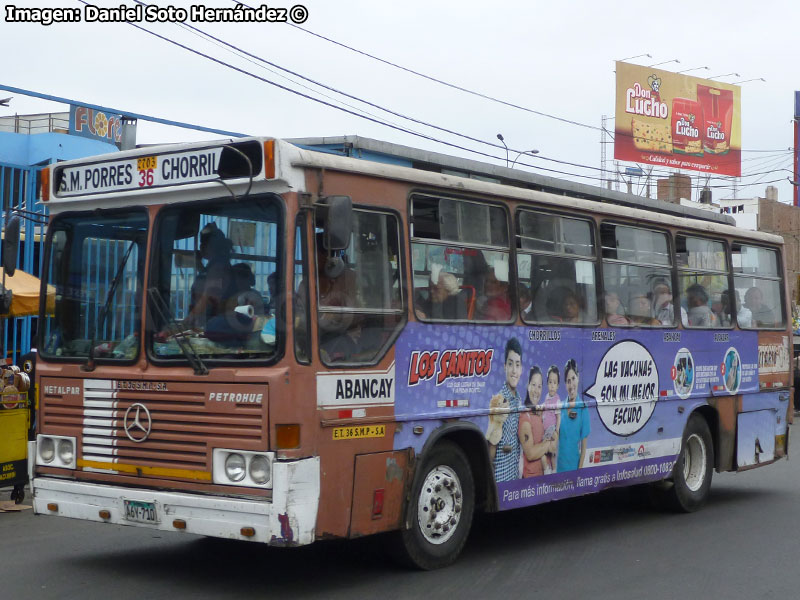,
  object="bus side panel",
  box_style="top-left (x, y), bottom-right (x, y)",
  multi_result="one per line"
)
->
top-left (348, 449), bottom-right (411, 537)
top-left (393, 323), bottom-right (764, 511)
